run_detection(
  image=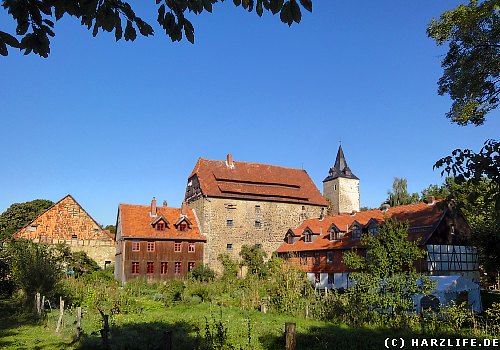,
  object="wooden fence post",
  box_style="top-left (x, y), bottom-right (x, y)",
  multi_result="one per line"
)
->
top-left (76, 306), bottom-right (82, 340)
top-left (34, 292), bottom-right (41, 319)
top-left (163, 330), bottom-right (172, 350)
top-left (99, 309), bottom-right (110, 349)
top-left (284, 322), bottom-right (296, 350)
top-left (55, 297), bottom-right (65, 333)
